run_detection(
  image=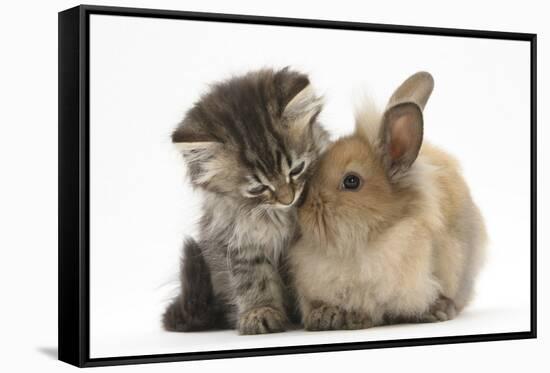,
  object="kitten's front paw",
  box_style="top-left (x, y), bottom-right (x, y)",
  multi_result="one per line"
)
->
top-left (421, 295), bottom-right (457, 322)
top-left (305, 304), bottom-right (371, 331)
top-left (238, 306), bottom-right (287, 335)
